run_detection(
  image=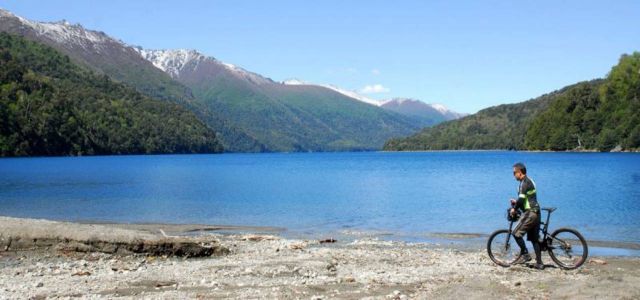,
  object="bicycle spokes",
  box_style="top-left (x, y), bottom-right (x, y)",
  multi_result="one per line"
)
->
top-left (487, 230), bottom-right (520, 267)
top-left (548, 229), bottom-right (588, 269)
